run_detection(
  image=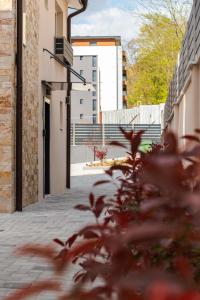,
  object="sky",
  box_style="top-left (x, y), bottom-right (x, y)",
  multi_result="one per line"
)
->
top-left (72, 0), bottom-right (140, 44)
